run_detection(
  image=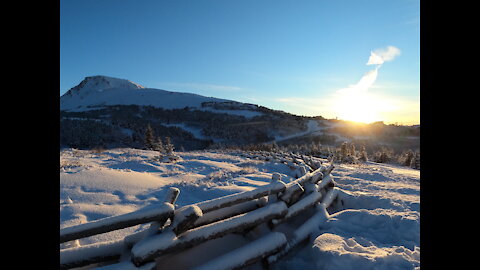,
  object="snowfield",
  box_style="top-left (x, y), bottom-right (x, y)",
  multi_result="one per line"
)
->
top-left (60, 148), bottom-right (420, 269)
